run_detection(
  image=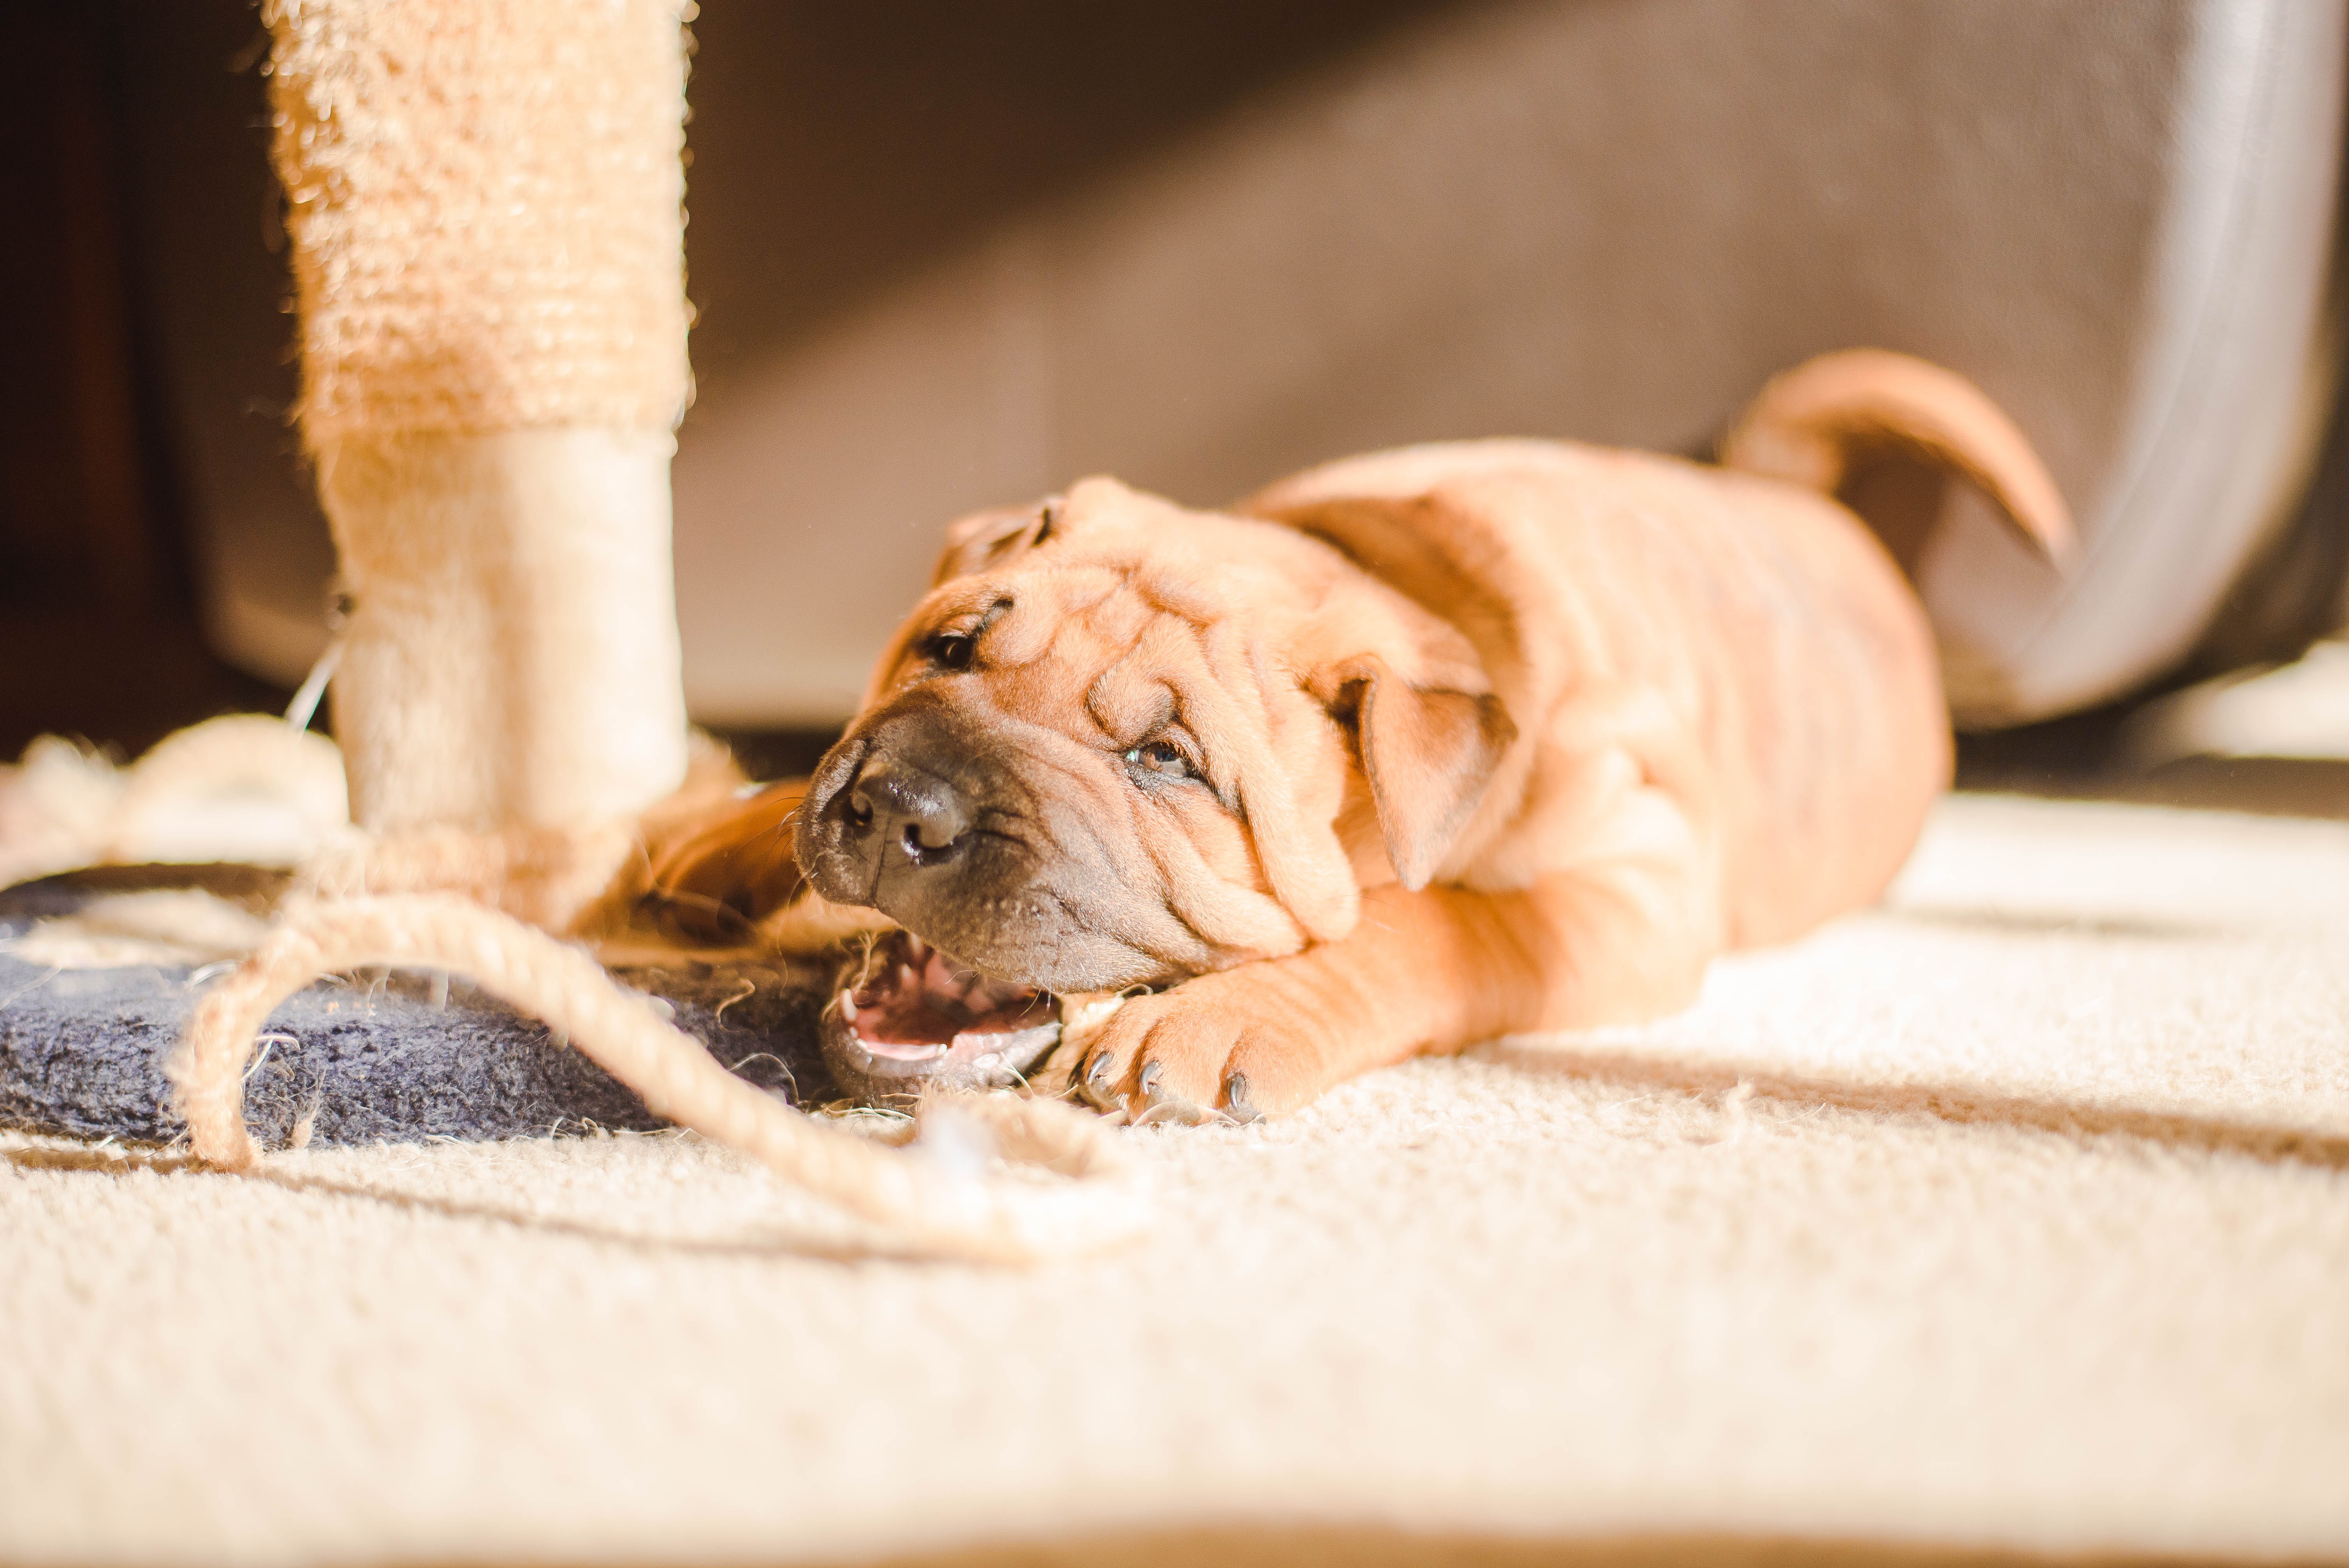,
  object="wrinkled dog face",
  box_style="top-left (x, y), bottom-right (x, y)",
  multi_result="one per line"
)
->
top-left (794, 476), bottom-right (1513, 994)
top-left (796, 480), bottom-right (1353, 991)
